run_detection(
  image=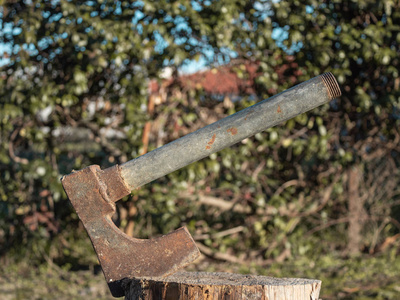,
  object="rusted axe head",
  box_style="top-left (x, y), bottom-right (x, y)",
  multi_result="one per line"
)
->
top-left (61, 165), bottom-right (200, 297)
